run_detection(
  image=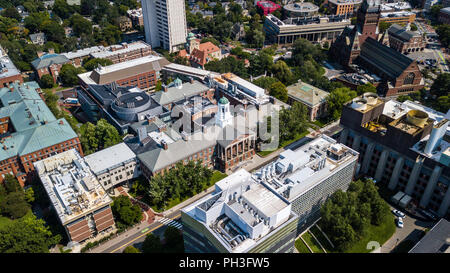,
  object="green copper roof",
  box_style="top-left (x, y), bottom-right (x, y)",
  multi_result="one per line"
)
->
top-left (219, 97), bottom-right (229, 104)
top-left (0, 82), bottom-right (78, 161)
top-left (187, 32), bottom-right (196, 40)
